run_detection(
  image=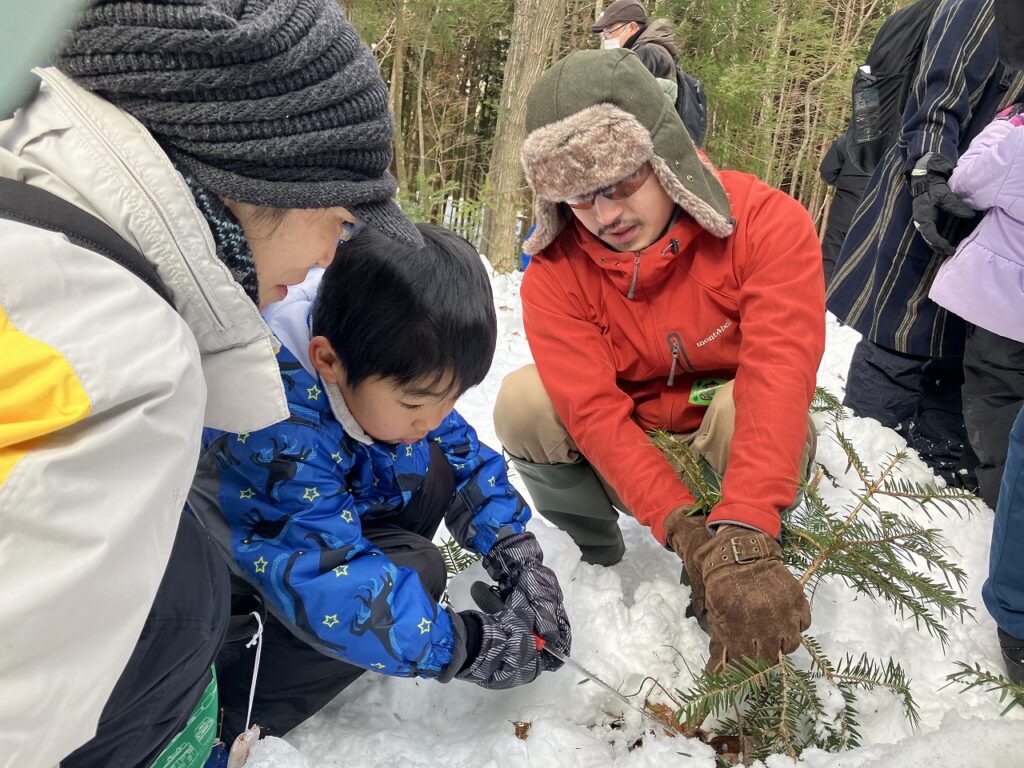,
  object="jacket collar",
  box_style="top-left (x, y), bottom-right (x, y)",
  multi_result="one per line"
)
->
top-left (0, 68), bottom-right (287, 433)
top-left (566, 207), bottom-right (706, 296)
